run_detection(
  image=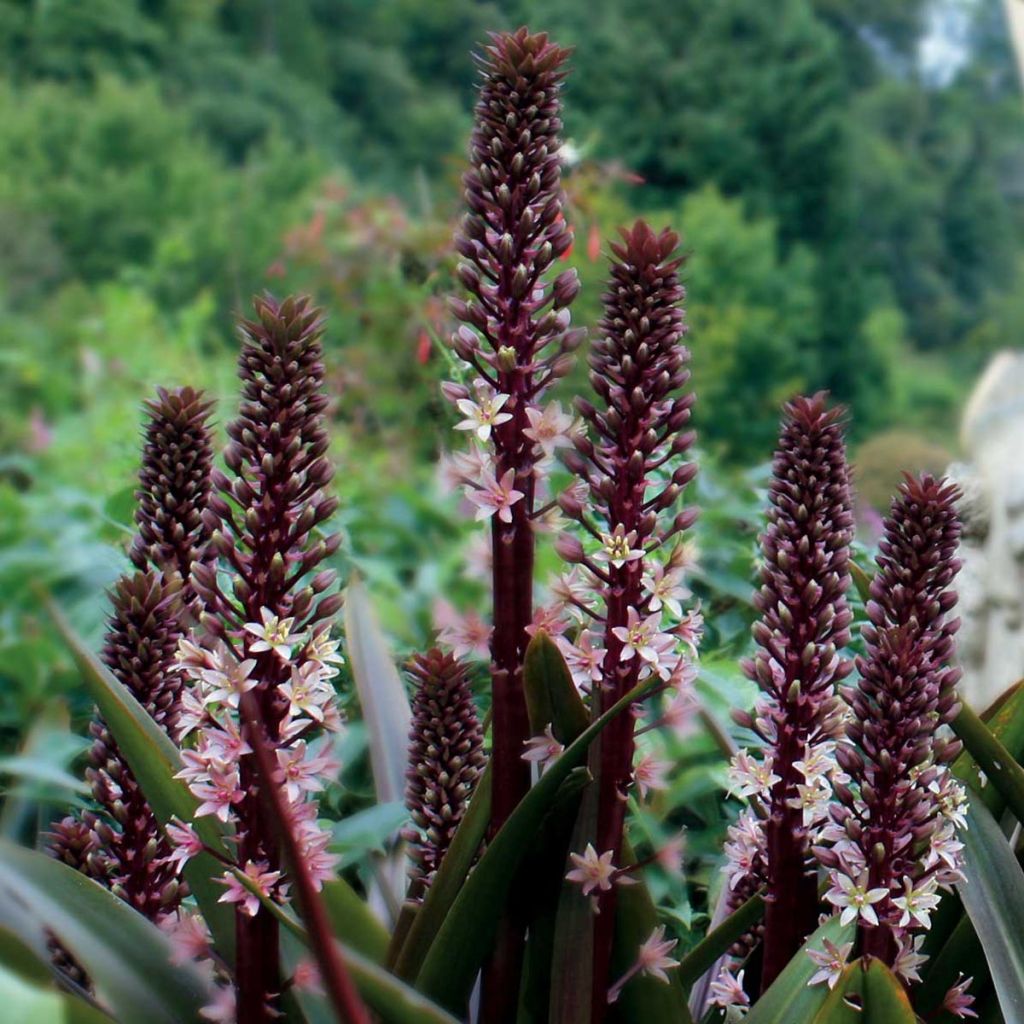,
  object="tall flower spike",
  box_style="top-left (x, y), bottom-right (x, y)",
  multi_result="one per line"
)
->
top-left (402, 650), bottom-right (487, 898)
top-left (49, 383), bottom-right (213, 918)
top-left (820, 474), bottom-right (964, 970)
top-left (129, 385), bottom-right (215, 607)
top-left (86, 572), bottom-right (187, 920)
top-left (446, 27), bottom-right (579, 840)
top-left (726, 394), bottom-right (854, 990)
top-left (189, 295), bottom-right (344, 1022)
top-left (559, 221), bottom-right (697, 1013)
